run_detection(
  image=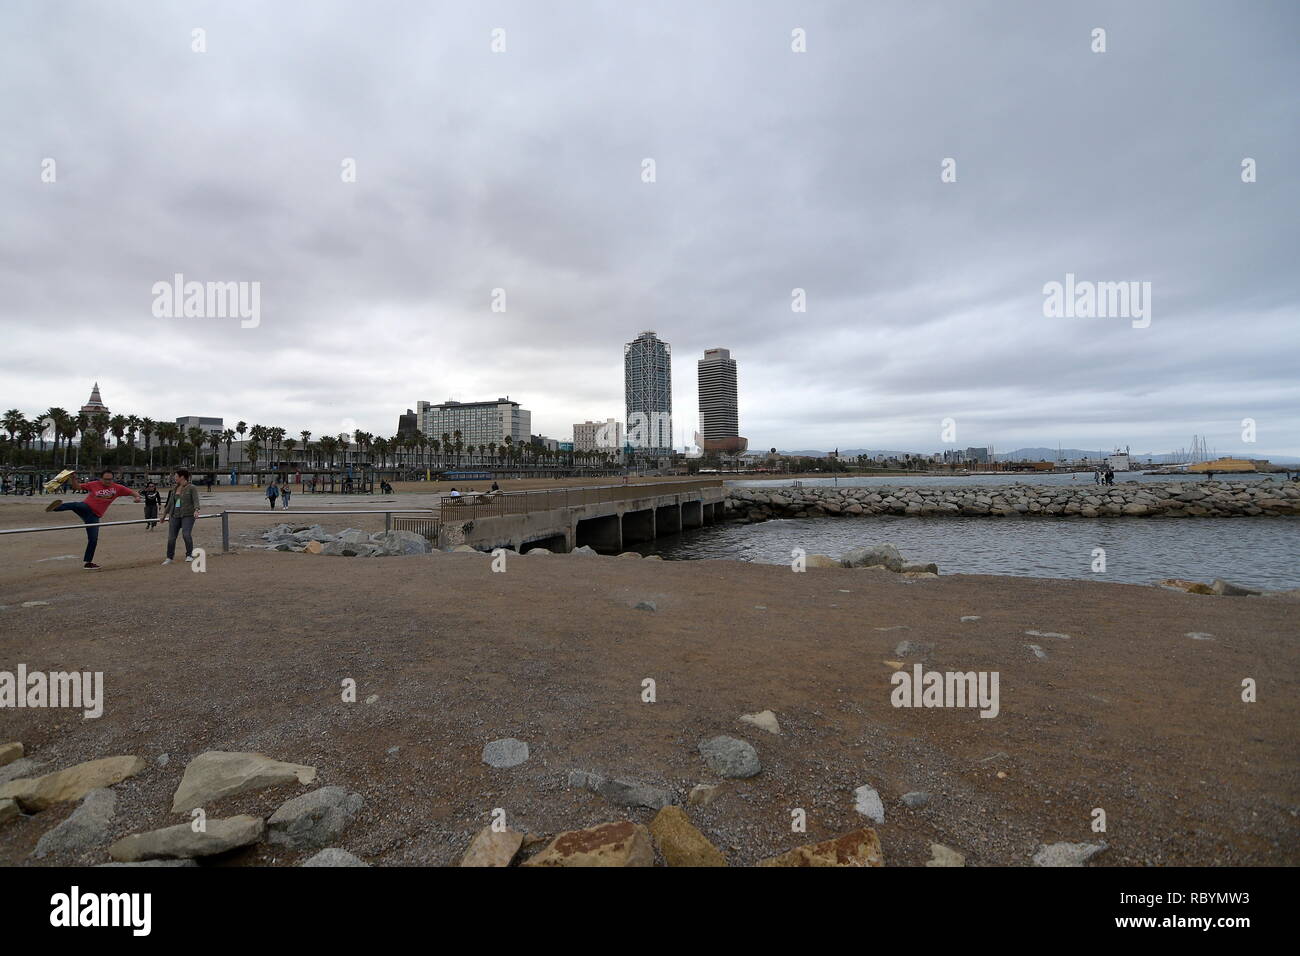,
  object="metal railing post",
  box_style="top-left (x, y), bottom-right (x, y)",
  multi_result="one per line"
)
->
top-left (385, 512), bottom-right (392, 532)
top-left (222, 511), bottom-right (230, 552)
